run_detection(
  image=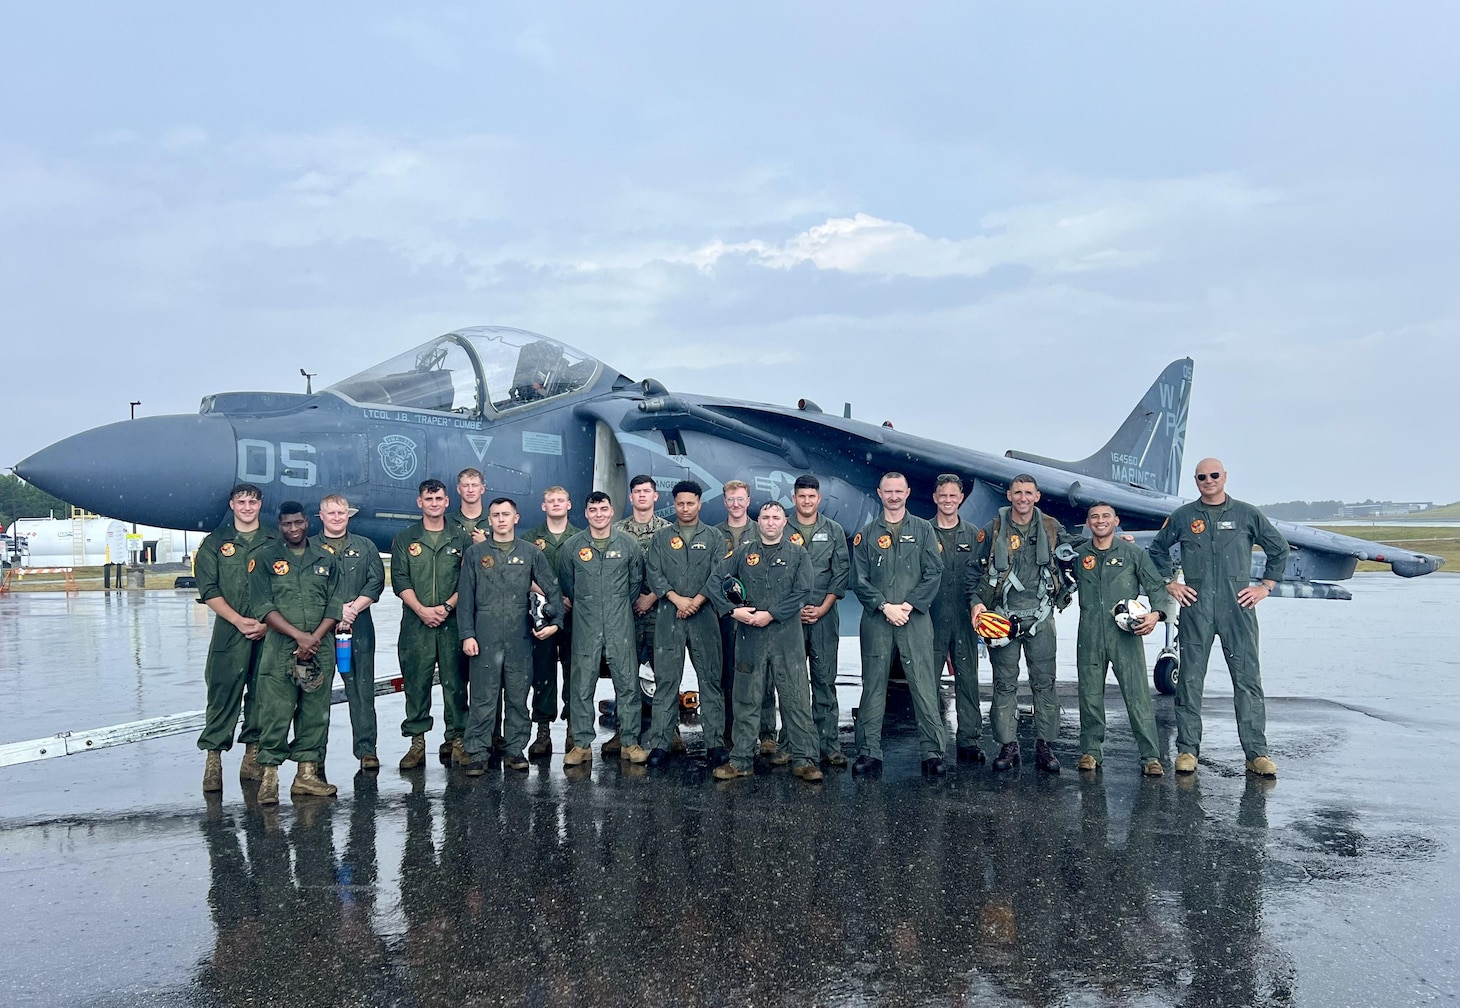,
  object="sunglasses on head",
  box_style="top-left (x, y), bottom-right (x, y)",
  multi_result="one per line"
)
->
top-left (1195, 472), bottom-right (1222, 482)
